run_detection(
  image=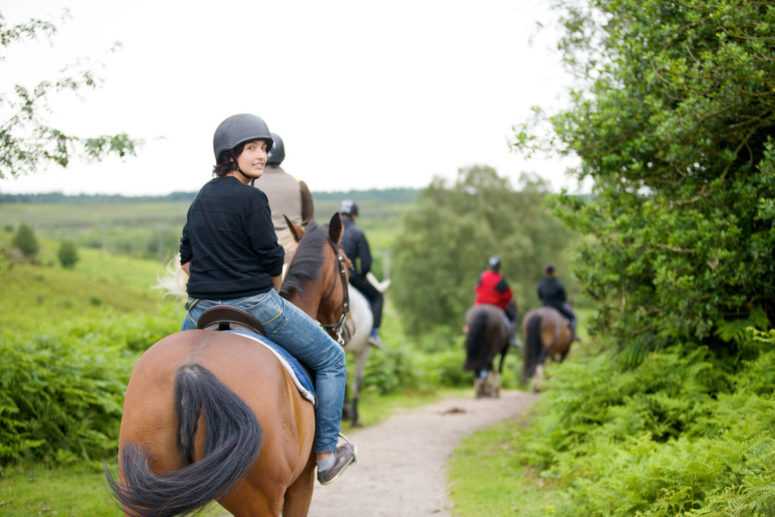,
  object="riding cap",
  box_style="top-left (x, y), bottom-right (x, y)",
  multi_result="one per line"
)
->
top-left (267, 133), bottom-right (285, 166)
top-left (488, 256), bottom-right (501, 270)
top-left (213, 114), bottom-right (273, 161)
top-left (340, 199), bottom-right (359, 216)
